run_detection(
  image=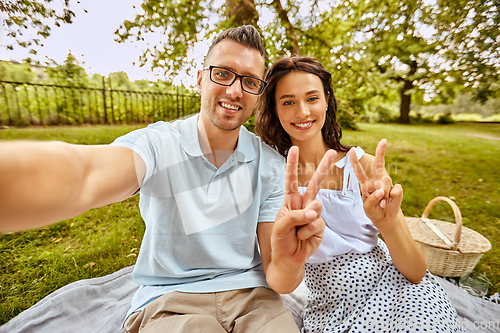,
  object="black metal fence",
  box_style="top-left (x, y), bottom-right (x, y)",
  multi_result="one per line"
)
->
top-left (0, 80), bottom-right (200, 126)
